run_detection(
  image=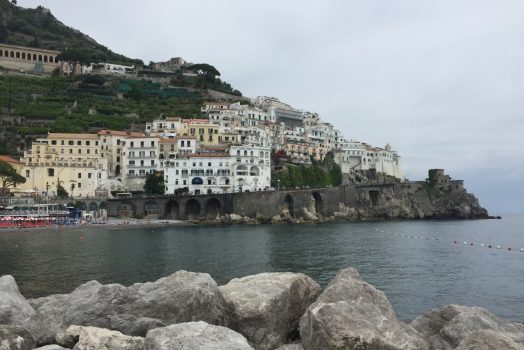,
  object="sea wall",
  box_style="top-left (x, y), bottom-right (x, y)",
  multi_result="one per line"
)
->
top-left (106, 169), bottom-right (489, 222)
top-left (1, 268), bottom-right (522, 349)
